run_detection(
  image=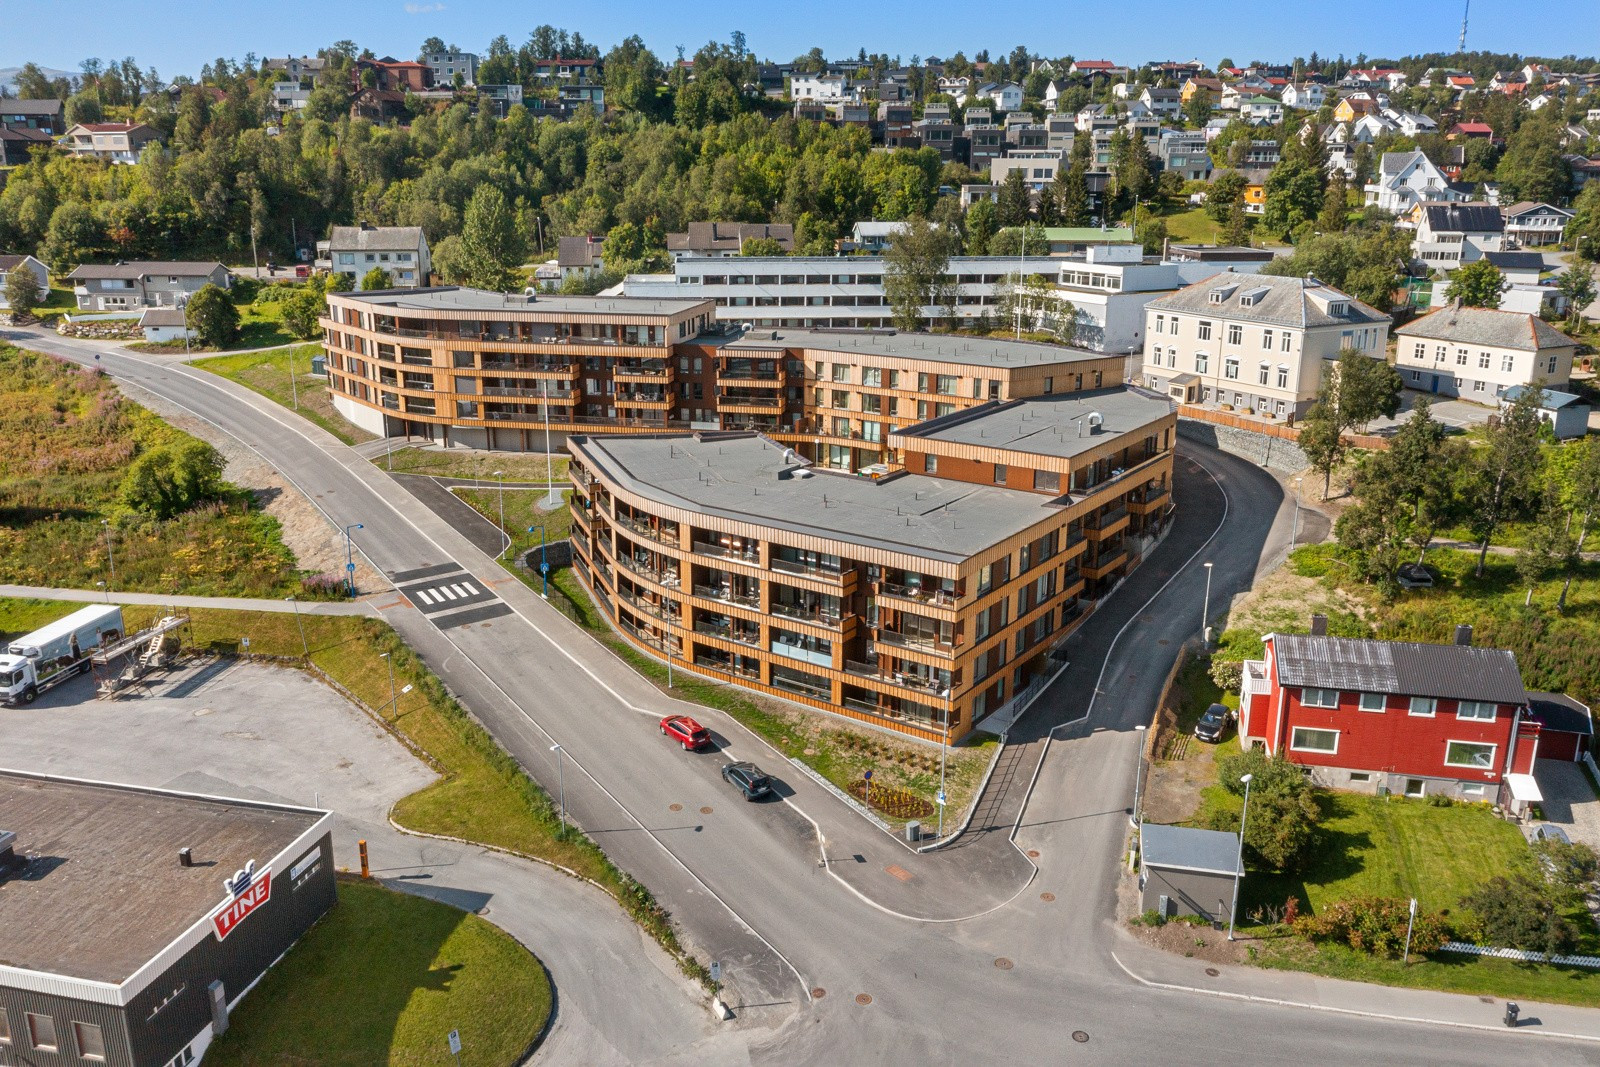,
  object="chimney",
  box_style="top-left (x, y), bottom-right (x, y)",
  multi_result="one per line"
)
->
top-left (179, 847), bottom-right (194, 868)
top-left (1454, 624), bottom-right (1473, 647)
top-left (1310, 613), bottom-right (1328, 636)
